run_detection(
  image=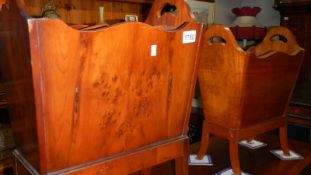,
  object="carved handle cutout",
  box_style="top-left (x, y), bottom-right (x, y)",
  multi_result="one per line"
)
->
top-left (208, 36), bottom-right (227, 45)
top-left (160, 3), bottom-right (177, 16)
top-left (145, 0), bottom-right (194, 29)
top-left (270, 34), bottom-right (288, 43)
top-left (204, 25), bottom-right (242, 50)
top-left (256, 26), bottom-right (303, 57)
